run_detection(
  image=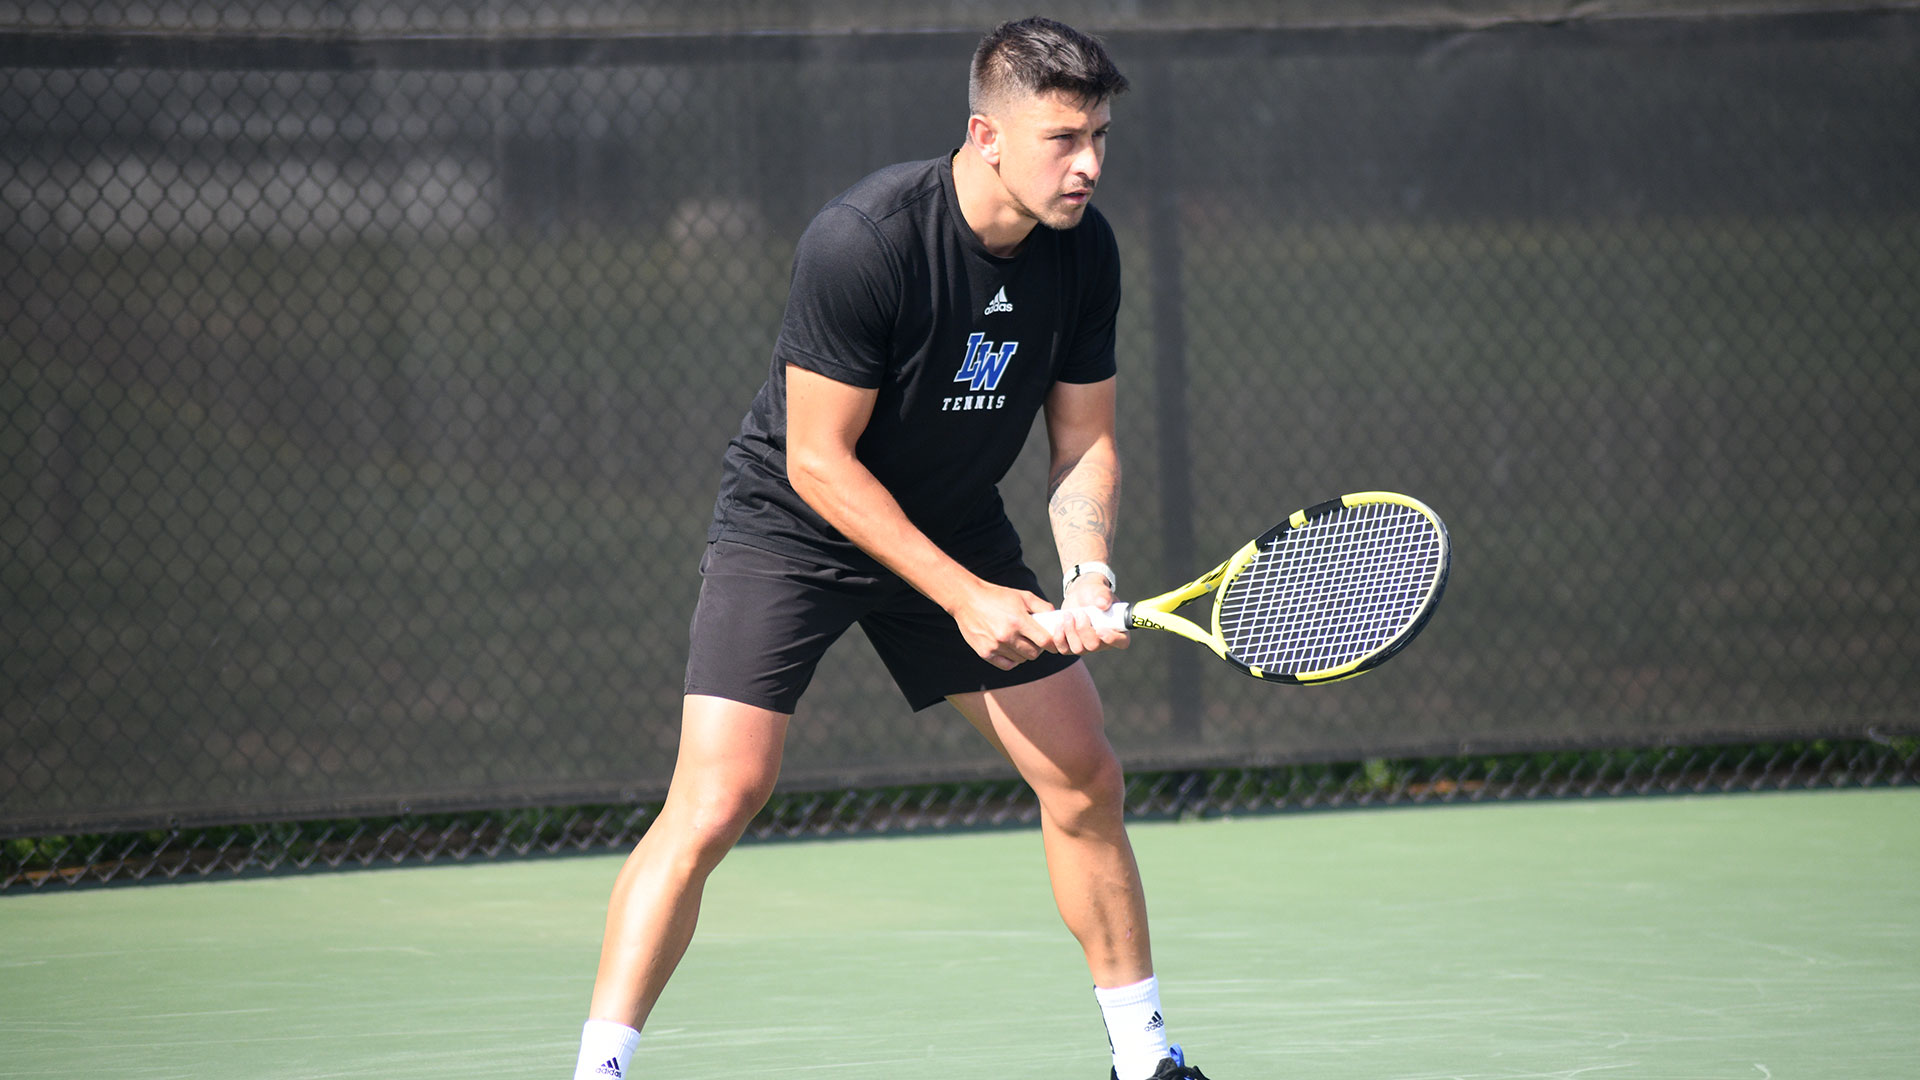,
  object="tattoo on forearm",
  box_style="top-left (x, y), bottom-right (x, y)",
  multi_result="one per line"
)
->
top-left (1050, 460), bottom-right (1119, 547)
